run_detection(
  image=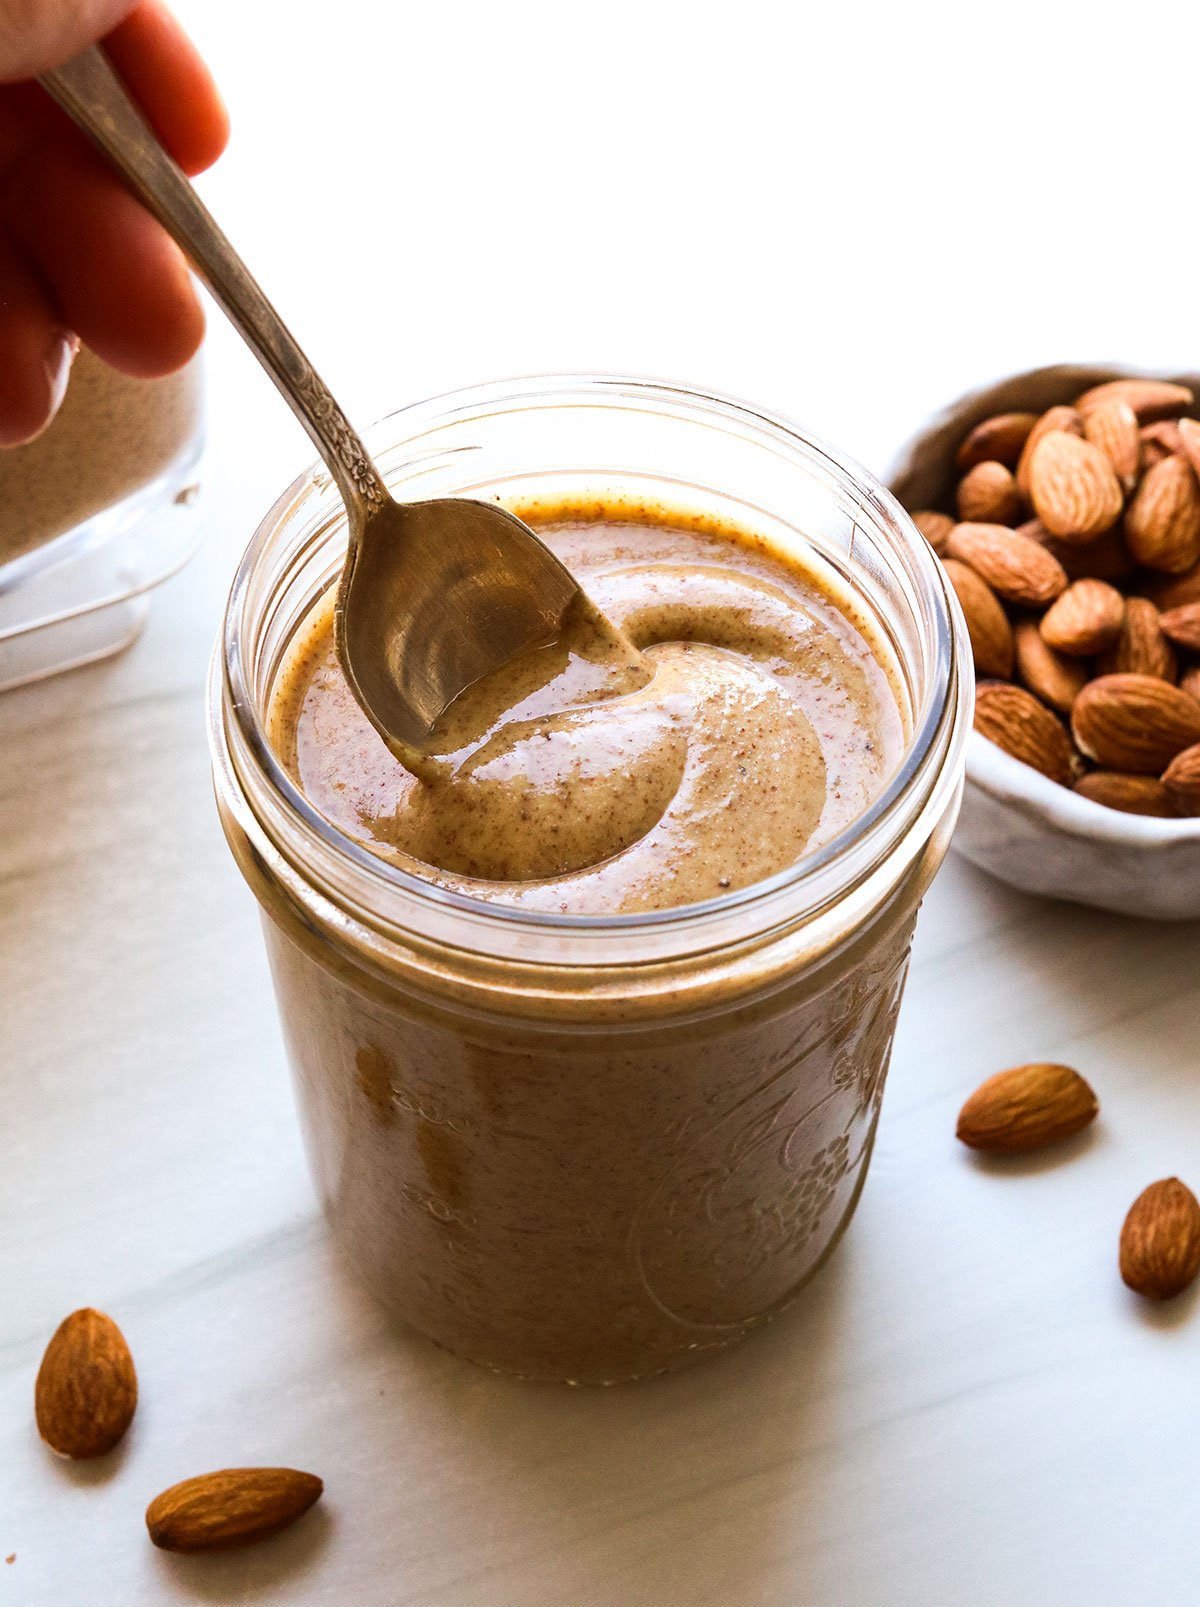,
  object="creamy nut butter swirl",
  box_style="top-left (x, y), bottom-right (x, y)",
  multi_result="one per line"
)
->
top-left (269, 500), bottom-right (905, 913)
